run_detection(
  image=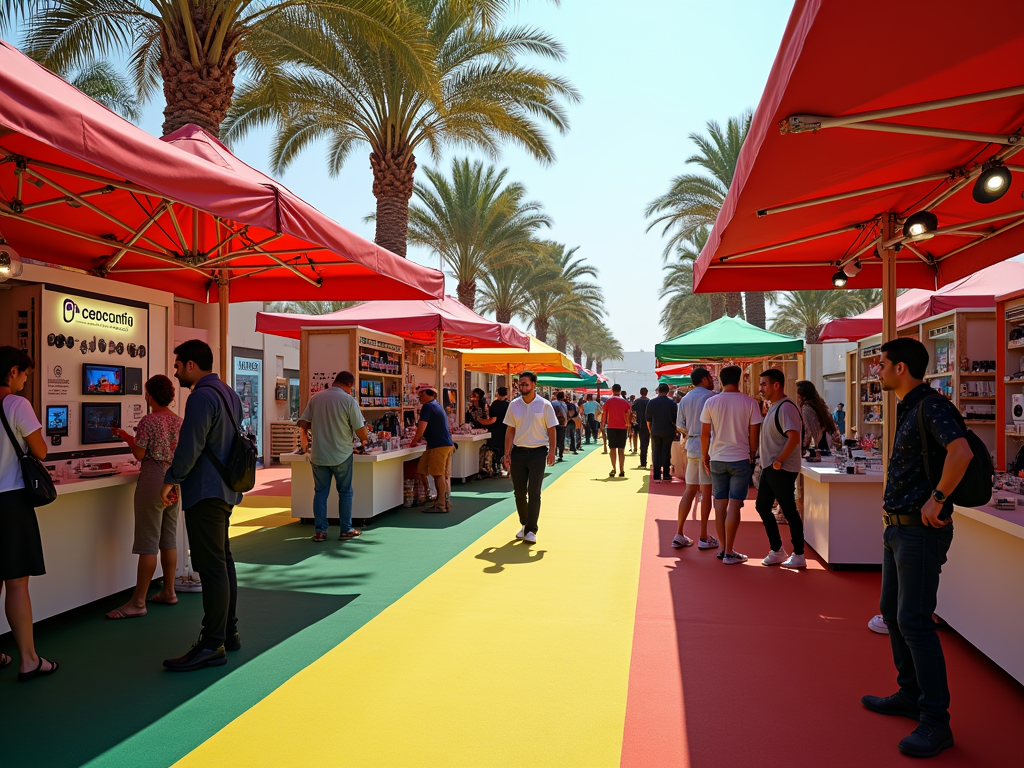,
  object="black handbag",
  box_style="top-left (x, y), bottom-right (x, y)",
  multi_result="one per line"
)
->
top-left (0, 396), bottom-right (57, 507)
